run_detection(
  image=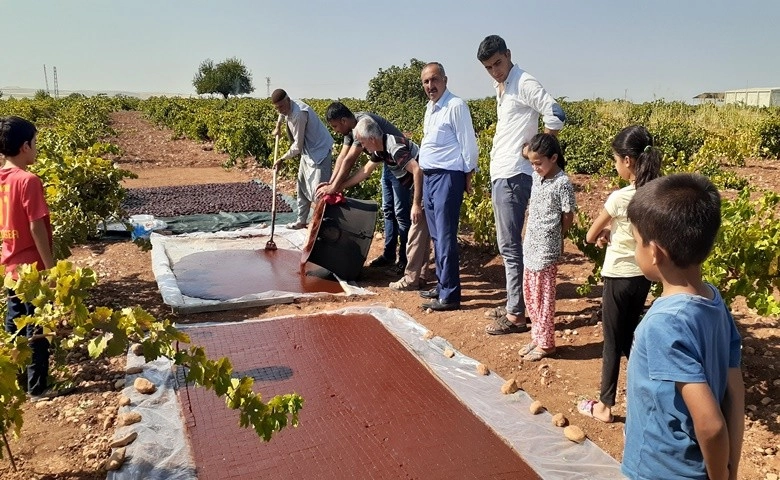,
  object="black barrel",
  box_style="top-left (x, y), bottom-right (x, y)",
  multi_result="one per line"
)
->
top-left (301, 198), bottom-right (378, 281)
